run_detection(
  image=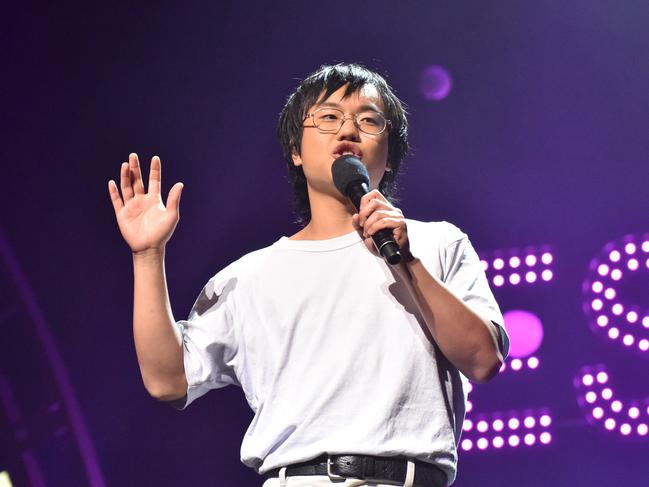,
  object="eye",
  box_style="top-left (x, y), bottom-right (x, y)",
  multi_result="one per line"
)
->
top-left (316, 109), bottom-right (343, 122)
top-left (358, 113), bottom-right (383, 126)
